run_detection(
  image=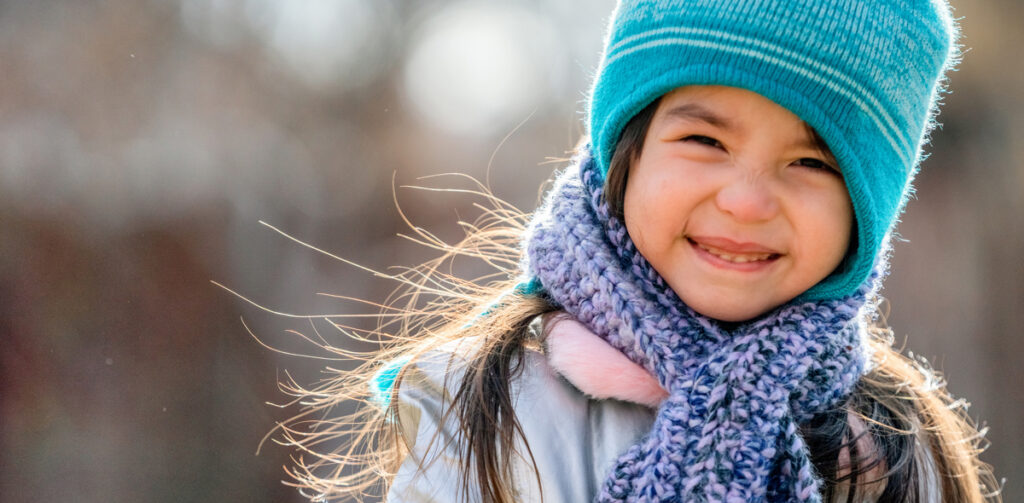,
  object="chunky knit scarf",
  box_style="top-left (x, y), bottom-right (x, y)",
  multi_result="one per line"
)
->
top-left (522, 151), bottom-right (879, 502)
